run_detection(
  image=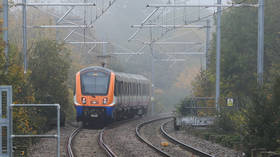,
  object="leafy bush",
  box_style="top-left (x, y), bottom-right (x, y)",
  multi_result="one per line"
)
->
top-left (176, 97), bottom-right (194, 116)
